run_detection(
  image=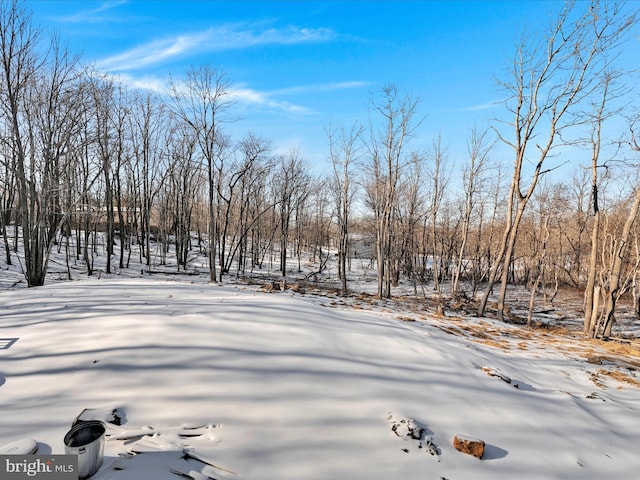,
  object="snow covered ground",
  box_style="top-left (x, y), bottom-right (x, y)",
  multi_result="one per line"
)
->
top-left (1, 276), bottom-right (640, 479)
